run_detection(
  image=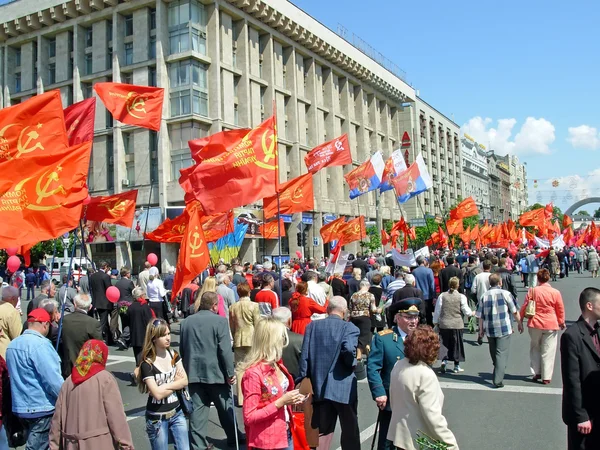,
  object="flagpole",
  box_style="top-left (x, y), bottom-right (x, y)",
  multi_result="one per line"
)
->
top-left (356, 197), bottom-right (364, 255)
top-left (139, 183), bottom-right (154, 274)
top-left (55, 230), bottom-right (78, 351)
top-left (416, 196), bottom-right (434, 241)
top-left (276, 193), bottom-right (283, 301)
top-left (49, 239), bottom-right (58, 284)
top-left (272, 98), bottom-right (283, 301)
top-left (433, 191), bottom-right (452, 247)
